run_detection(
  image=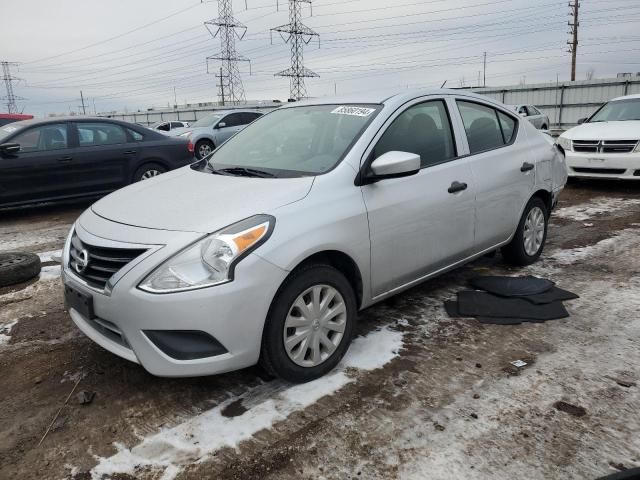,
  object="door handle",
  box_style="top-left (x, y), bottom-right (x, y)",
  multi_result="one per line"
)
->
top-left (448, 181), bottom-right (468, 194)
top-left (123, 150), bottom-right (137, 155)
top-left (521, 162), bottom-right (535, 172)
top-left (57, 156), bottom-right (73, 162)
